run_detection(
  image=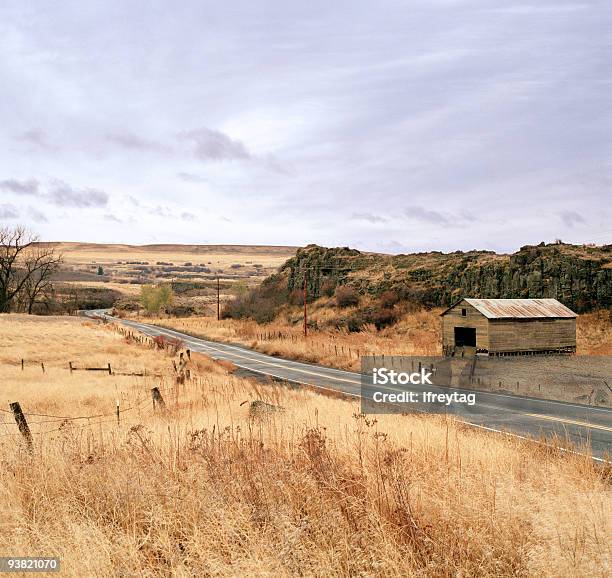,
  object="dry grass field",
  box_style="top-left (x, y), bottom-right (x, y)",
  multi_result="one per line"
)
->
top-left (0, 314), bottom-right (609, 576)
top-left (147, 308), bottom-right (611, 369)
